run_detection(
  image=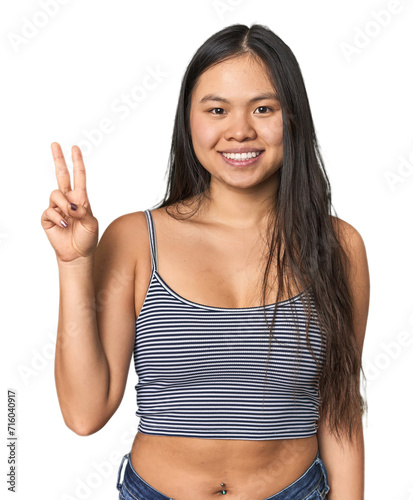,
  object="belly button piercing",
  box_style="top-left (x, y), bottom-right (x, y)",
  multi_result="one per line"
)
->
top-left (220, 483), bottom-right (227, 494)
